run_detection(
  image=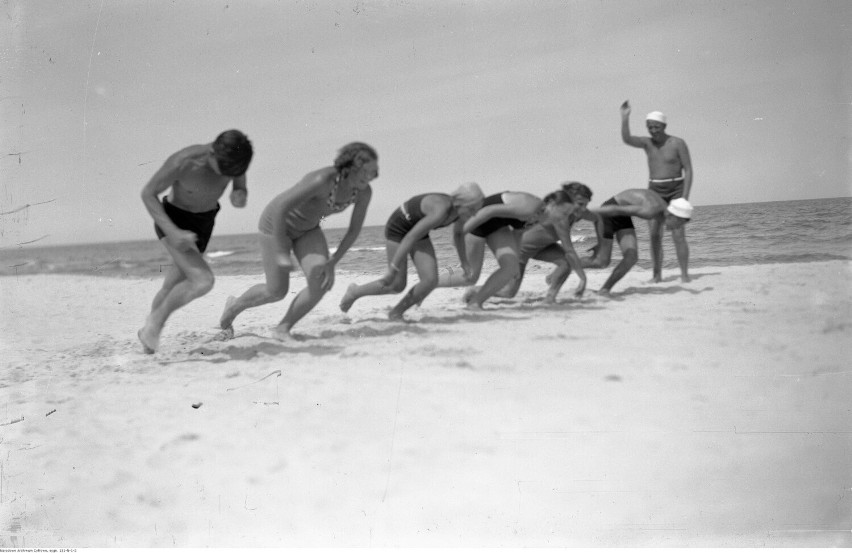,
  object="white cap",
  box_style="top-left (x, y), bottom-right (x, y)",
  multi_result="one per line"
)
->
top-left (646, 111), bottom-right (667, 124)
top-left (667, 198), bottom-right (693, 219)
